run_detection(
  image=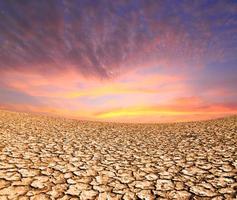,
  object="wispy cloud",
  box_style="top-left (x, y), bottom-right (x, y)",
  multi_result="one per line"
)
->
top-left (1, 0), bottom-right (236, 78)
